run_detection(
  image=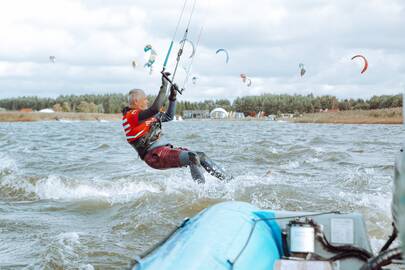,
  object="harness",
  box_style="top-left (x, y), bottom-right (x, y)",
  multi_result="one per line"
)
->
top-left (131, 120), bottom-right (162, 159)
